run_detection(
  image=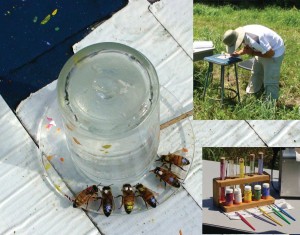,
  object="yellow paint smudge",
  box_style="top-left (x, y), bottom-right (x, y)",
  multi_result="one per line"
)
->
top-left (73, 137), bottom-right (81, 145)
top-left (60, 157), bottom-right (64, 162)
top-left (45, 163), bottom-right (51, 170)
top-left (47, 155), bottom-right (54, 161)
top-left (102, 144), bottom-right (112, 149)
top-left (54, 184), bottom-right (61, 192)
top-left (41, 14), bottom-right (51, 25)
top-left (182, 148), bottom-right (188, 153)
top-left (56, 128), bottom-right (61, 132)
top-left (52, 9), bottom-right (58, 16)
